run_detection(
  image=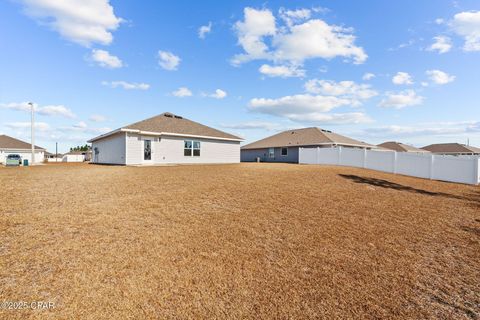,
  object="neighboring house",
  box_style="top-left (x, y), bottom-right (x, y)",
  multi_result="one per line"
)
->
top-left (421, 143), bottom-right (480, 155)
top-left (45, 151), bottom-right (63, 162)
top-left (62, 151), bottom-right (86, 162)
top-left (241, 127), bottom-right (378, 163)
top-left (88, 112), bottom-right (243, 165)
top-left (0, 134), bottom-right (45, 164)
top-left (378, 141), bottom-right (430, 153)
